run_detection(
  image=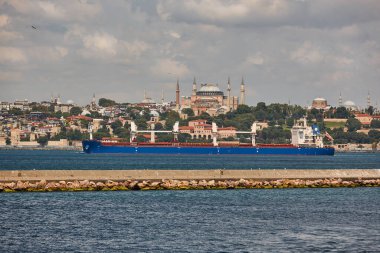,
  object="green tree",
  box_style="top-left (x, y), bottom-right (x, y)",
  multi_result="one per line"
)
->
top-left (346, 118), bottom-right (361, 132)
top-left (236, 104), bottom-right (251, 114)
top-left (255, 102), bottom-right (267, 111)
top-left (366, 106), bottom-right (374, 116)
top-left (113, 128), bottom-right (129, 139)
top-left (255, 110), bottom-right (267, 122)
top-left (286, 118), bottom-right (294, 128)
top-left (5, 138), bottom-right (11, 145)
top-left (368, 130), bottom-right (380, 140)
top-left (135, 118), bottom-right (148, 129)
top-left (67, 130), bottom-right (83, 140)
top-left (111, 120), bottom-right (123, 131)
top-left (370, 119), bottom-right (380, 129)
top-left (165, 111), bottom-right (180, 130)
top-left (136, 135), bottom-right (147, 142)
top-left (37, 136), bottom-right (49, 146)
top-left (9, 108), bottom-right (23, 116)
top-left (98, 98), bottom-right (116, 107)
top-left (93, 128), bottom-right (111, 139)
top-left (154, 122), bottom-right (164, 130)
top-left (70, 106), bottom-right (82, 115)
top-left (335, 107), bottom-right (350, 118)
top-left (182, 108), bottom-right (194, 116)
top-left (178, 133), bottom-right (192, 142)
